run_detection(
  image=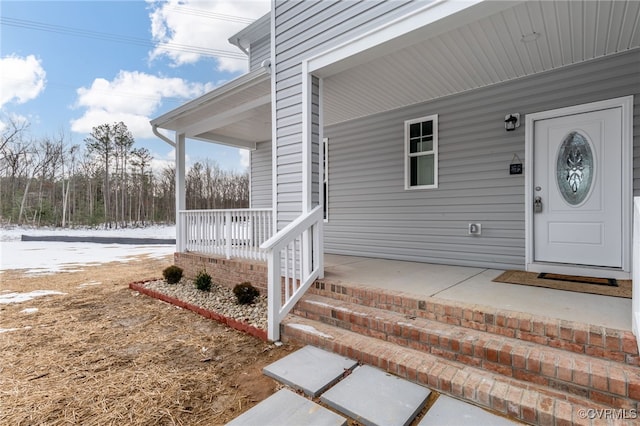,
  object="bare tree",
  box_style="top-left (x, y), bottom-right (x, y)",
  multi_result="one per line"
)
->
top-left (114, 122), bottom-right (134, 227)
top-left (18, 138), bottom-right (57, 224)
top-left (0, 116), bottom-right (29, 155)
top-left (85, 122), bottom-right (133, 228)
top-left (0, 119), bottom-right (248, 226)
top-left (0, 125), bottom-right (30, 221)
top-left (61, 144), bottom-right (80, 227)
top-left (130, 147), bottom-right (153, 225)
